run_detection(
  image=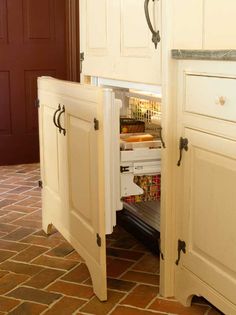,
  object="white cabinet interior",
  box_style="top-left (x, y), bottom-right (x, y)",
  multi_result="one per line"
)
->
top-left (174, 60), bottom-right (236, 315)
top-left (80, 0), bottom-right (162, 85)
